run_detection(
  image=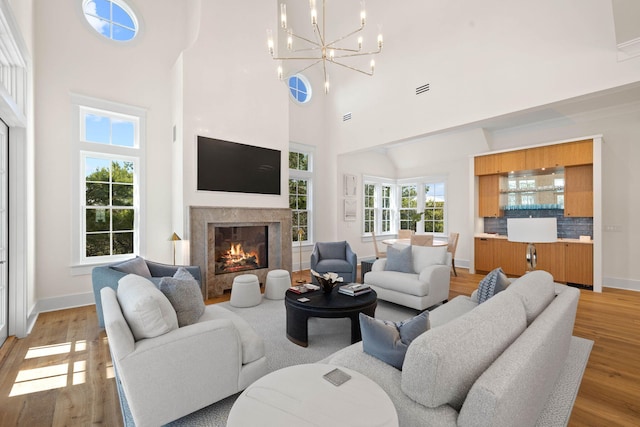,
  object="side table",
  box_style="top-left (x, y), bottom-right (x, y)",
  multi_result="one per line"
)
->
top-left (227, 363), bottom-right (398, 427)
top-left (361, 258), bottom-right (375, 283)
